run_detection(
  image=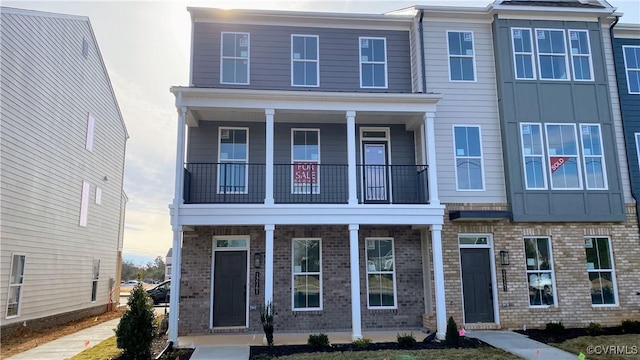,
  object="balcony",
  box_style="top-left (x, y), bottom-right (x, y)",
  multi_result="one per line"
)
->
top-left (184, 163), bottom-right (429, 205)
